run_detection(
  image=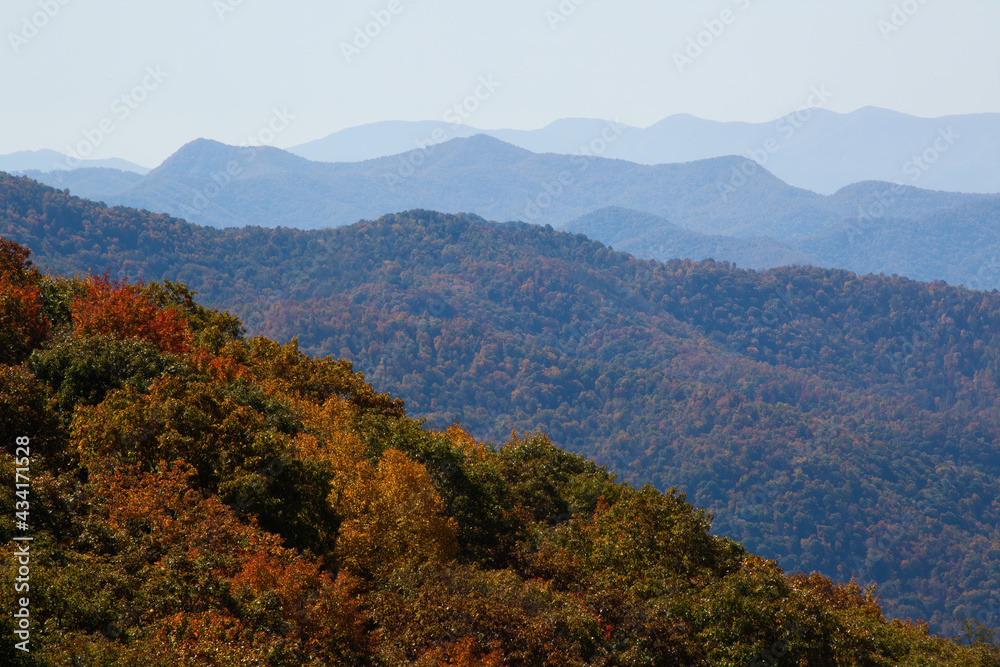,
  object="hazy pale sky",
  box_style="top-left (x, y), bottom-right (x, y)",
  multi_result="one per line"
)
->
top-left (4, 0), bottom-right (999, 167)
